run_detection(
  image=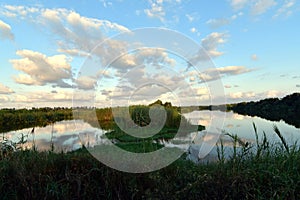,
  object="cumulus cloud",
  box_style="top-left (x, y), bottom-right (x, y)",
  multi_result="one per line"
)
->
top-left (99, 64), bottom-right (191, 105)
top-left (108, 48), bottom-right (176, 74)
top-left (0, 95), bottom-right (10, 103)
top-left (0, 83), bottom-right (14, 94)
top-left (188, 32), bottom-right (228, 65)
top-left (10, 49), bottom-right (72, 87)
top-left (226, 90), bottom-right (287, 103)
top-left (1, 5), bottom-right (129, 60)
top-left (0, 89), bottom-right (95, 108)
top-left (144, 0), bottom-right (166, 22)
top-left (0, 19), bottom-right (14, 40)
top-left (75, 76), bottom-right (97, 90)
top-left (39, 8), bottom-right (129, 57)
top-left (201, 32), bottom-right (228, 58)
top-left (228, 91), bottom-right (256, 99)
top-left (1, 5), bottom-right (39, 18)
top-left (144, 0), bottom-right (182, 23)
top-left (264, 90), bottom-right (282, 98)
top-left (2, 5), bottom-right (178, 84)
